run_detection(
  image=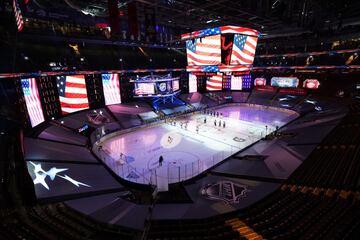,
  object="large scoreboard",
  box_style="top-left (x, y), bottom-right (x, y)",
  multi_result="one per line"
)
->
top-left (182, 26), bottom-right (259, 92)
